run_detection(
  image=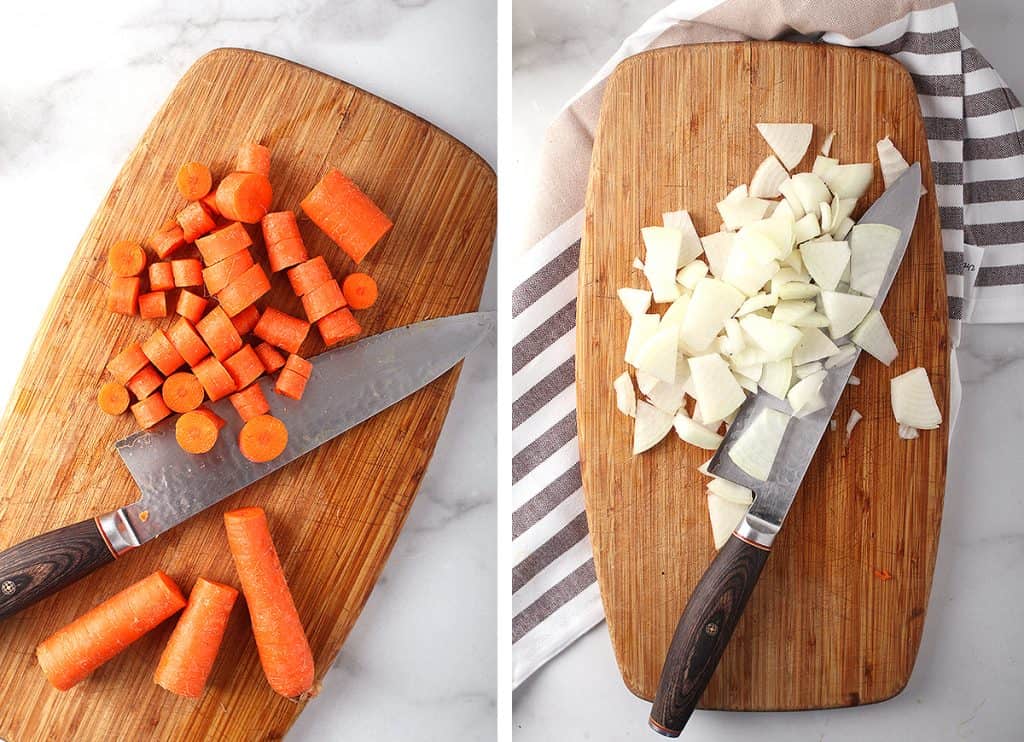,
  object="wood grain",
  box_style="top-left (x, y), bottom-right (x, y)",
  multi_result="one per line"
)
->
top-left (0, 48), bottom-right (495, 740)
top-left (578, 42), bottom-right (948, 710)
